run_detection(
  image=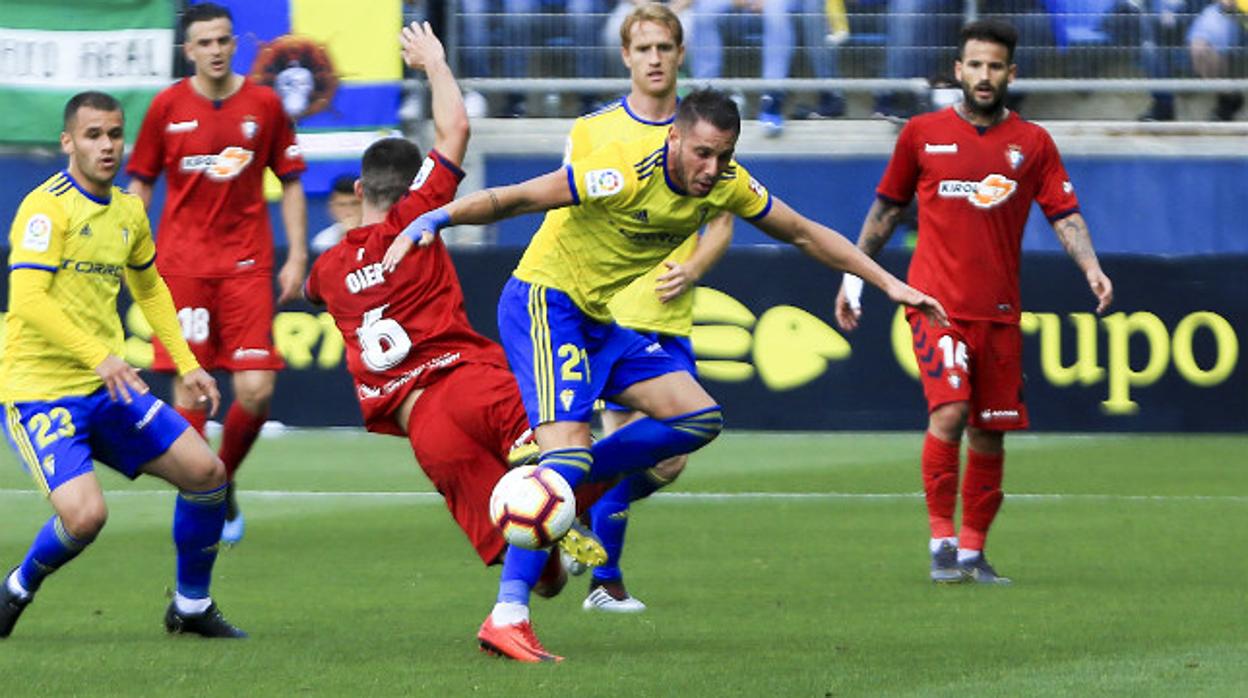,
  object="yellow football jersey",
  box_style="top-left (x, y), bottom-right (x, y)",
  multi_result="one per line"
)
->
top-left (2, 171), bottom-right (157, 401)
top-left (514, 130), bottom-right (771, 324)
top-left (561, 98), bottom-right (701, 336)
